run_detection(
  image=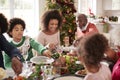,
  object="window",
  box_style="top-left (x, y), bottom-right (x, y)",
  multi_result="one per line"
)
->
top-left (112, 0), bottom-right (120, 10)
top-left (78, 0), bottom-right (96, 15)
top-left (0, 0), bottom-right (39, 38)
